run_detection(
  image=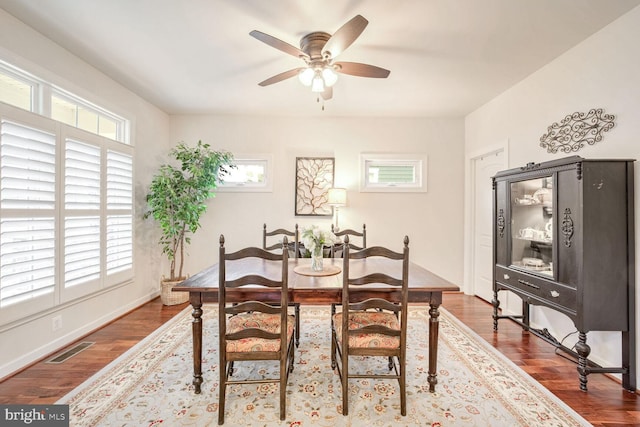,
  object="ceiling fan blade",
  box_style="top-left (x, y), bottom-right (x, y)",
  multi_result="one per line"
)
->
top-left (321, 86), bottom-right (333, 100)
top-left (334, 62), bottom-right (390, 78)
top-left (250, 30), bottom-right (309, 60)
top-left (258, 68), bottom-right (304, 87)
top-left (322, 15), bottom-right (368, 60)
